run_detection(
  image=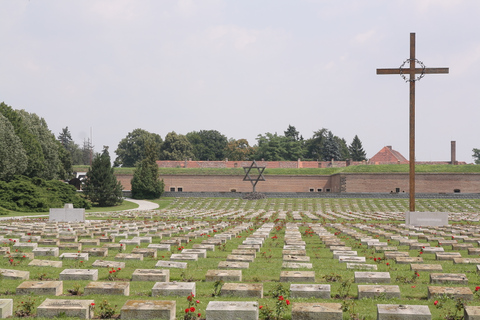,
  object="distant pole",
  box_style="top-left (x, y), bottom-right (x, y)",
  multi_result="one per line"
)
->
top-left (377, 33), bottom-right (449, 212)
